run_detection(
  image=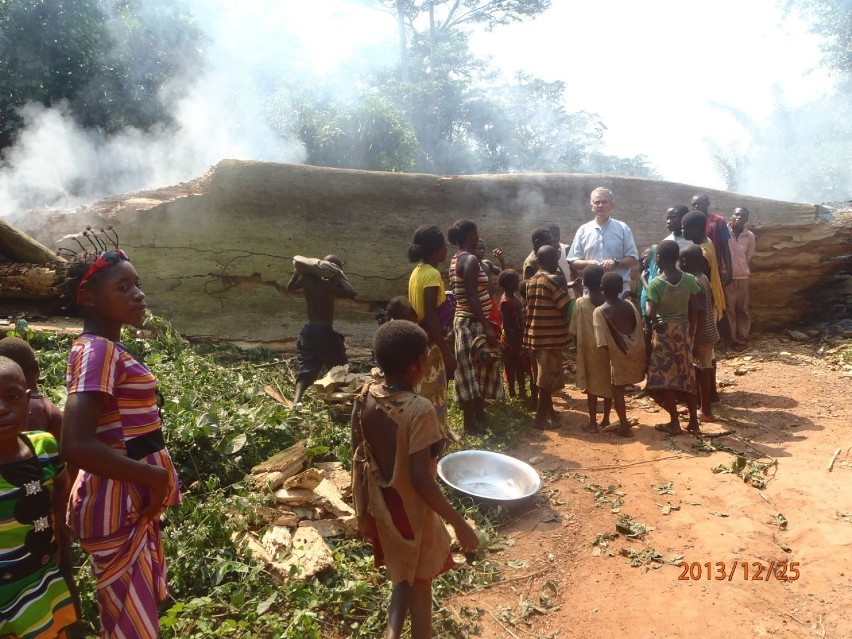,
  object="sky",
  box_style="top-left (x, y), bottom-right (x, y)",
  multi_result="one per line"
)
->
top-left (280, 0), bottom-right (831, 189)
top-left (0, 0), bottom-right (838, 219)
